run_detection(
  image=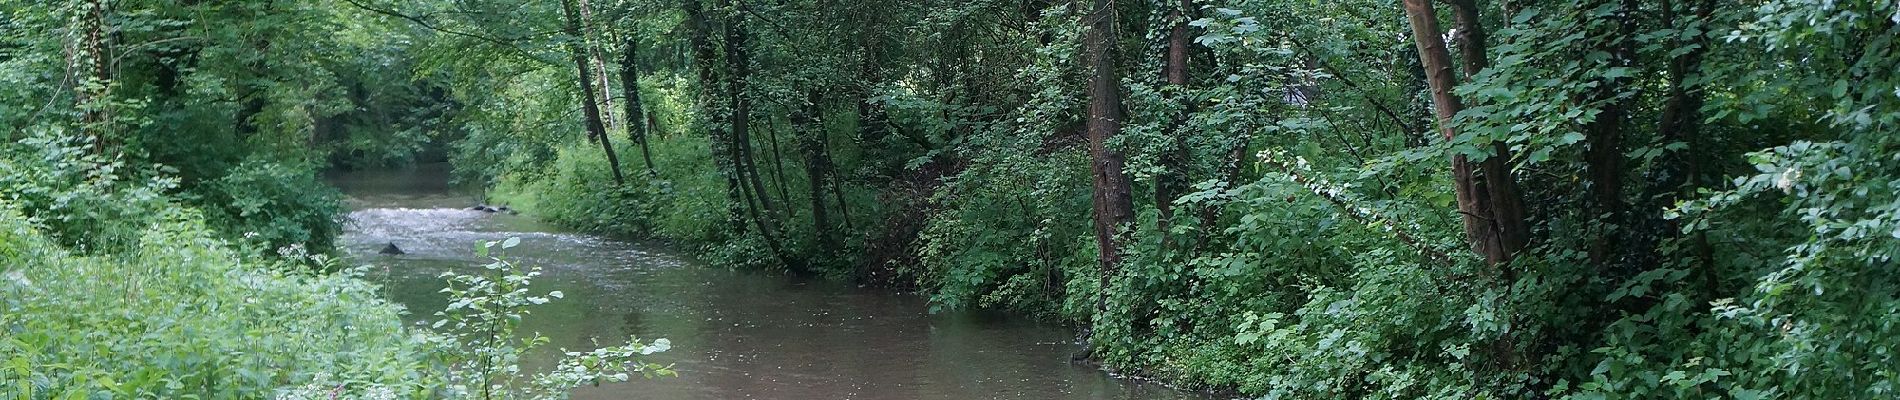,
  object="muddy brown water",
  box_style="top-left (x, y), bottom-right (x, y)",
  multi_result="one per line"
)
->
top-left (328, 165), bottom-right (1213, 400)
